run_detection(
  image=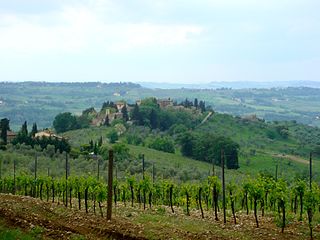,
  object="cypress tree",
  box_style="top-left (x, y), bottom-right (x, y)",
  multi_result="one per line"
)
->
top-left (131, 103), bottom-right (141, 123)
top-left (121, 105), bottom-right (129, 121)
top-left (98, 136), bottom-right (103, 147)
top-left (21, 121), bottom-right (28, 136)
top-left (30, 123), bottom-right (38, 137)
top-left (104, 115), bottom-right (110, 126)
top-left (0, 118), bottom-right (10, 145)
top-left (194, 98), bottom-right (198, 109)
top-left (150, 109), bottom-right (158, 129)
